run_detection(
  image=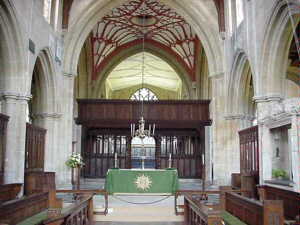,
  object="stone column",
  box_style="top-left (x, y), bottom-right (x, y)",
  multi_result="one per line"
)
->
top-left (1, 93), bottom-right (30, 185)
top-left (210, 73), bottom-right (231, 185)
top-left (290, 114), bottom-right (300, 192)
top-left (54, 73), bottom-right (75, 185)
top-left (32, 113), bottom-right (61, 172)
